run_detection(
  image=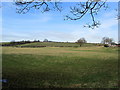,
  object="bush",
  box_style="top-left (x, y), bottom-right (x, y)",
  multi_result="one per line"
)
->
top-left (104, 44), bottom-right (109, 47)
top-left (96, 44), bottom-right (103, 46)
